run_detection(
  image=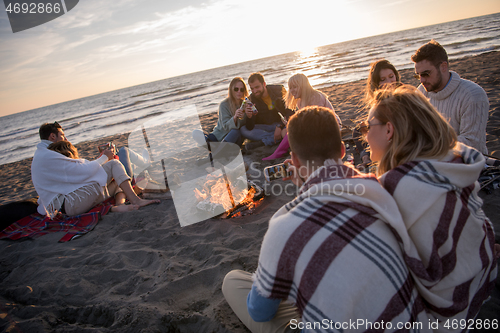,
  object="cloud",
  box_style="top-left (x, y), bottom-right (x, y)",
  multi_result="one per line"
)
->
top-left (381, 0), bottom-right (412, 7)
